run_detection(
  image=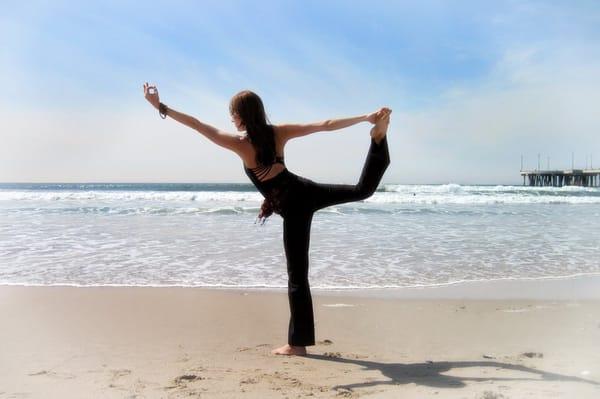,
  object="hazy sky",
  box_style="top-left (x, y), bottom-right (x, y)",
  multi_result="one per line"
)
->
top-left (2, 0), bottom-right (599, 184)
